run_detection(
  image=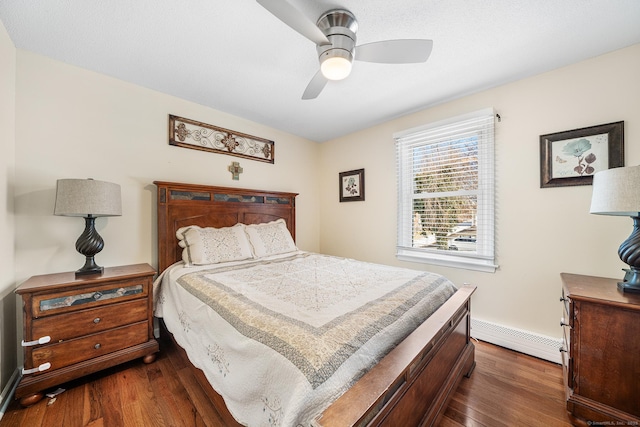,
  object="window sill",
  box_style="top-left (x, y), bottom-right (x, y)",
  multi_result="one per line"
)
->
top-left (396, 249), bottom-right (498, 273)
